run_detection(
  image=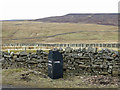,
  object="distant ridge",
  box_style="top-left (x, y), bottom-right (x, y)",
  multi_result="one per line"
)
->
top-left (34, 13), bottom-right (118, 26)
